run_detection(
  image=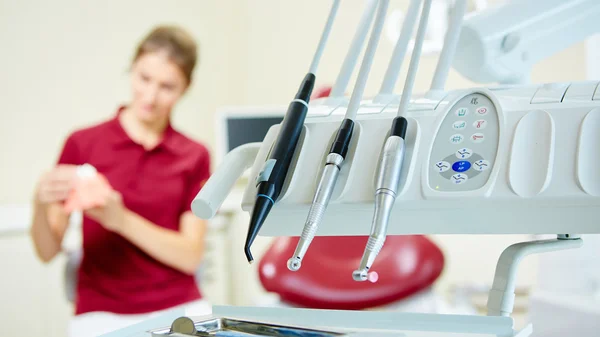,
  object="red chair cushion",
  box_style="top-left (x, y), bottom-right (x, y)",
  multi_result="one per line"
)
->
top-left (258, 235), bottom-right (444, 310)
